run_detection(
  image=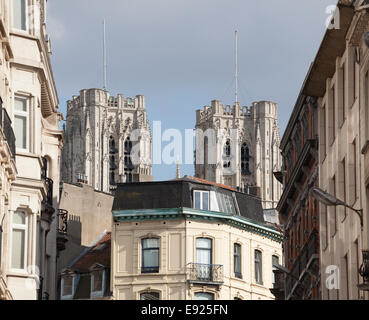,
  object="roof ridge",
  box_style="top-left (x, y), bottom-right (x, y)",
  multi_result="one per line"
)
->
top-left (67, 230), bottom-right (109, 269)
